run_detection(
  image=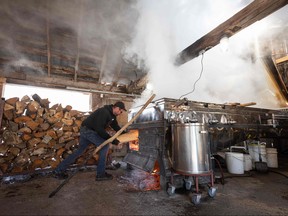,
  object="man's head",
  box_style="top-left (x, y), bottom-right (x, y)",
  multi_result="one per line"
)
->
top-left (112, 101), bottom-right (126, 116)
